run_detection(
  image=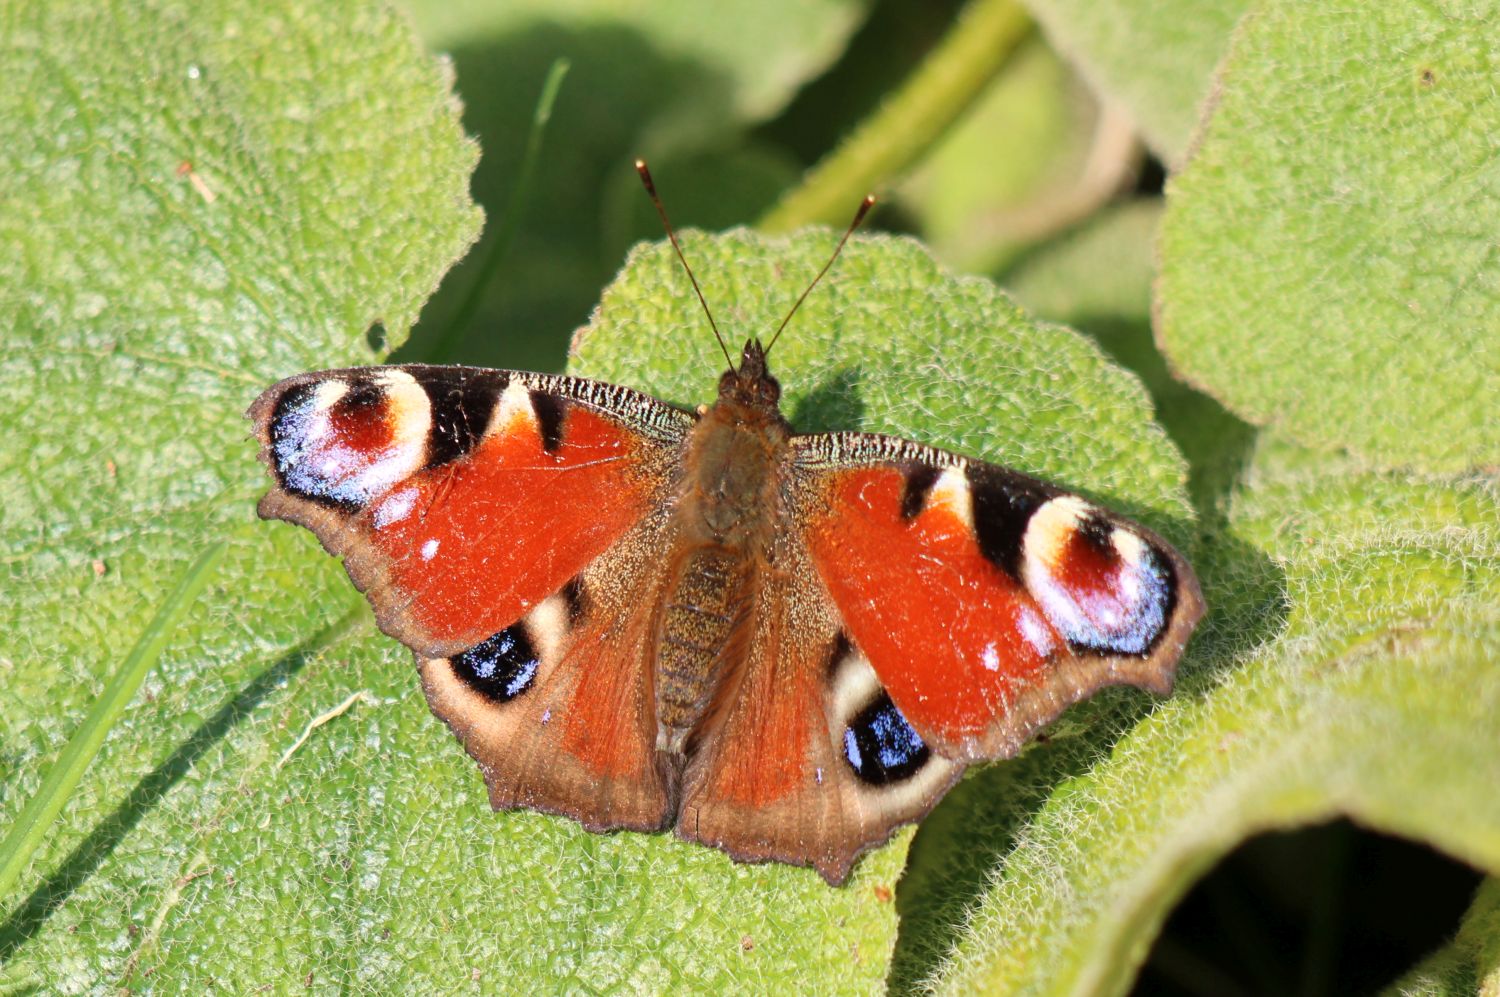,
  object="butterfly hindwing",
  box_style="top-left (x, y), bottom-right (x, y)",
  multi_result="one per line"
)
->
top-left (676, 544), bottom-right (964, 883)
top-left (792, 431), bottom-right (1204, 762)
top-left (418, 506), bottom-right (680, 833)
